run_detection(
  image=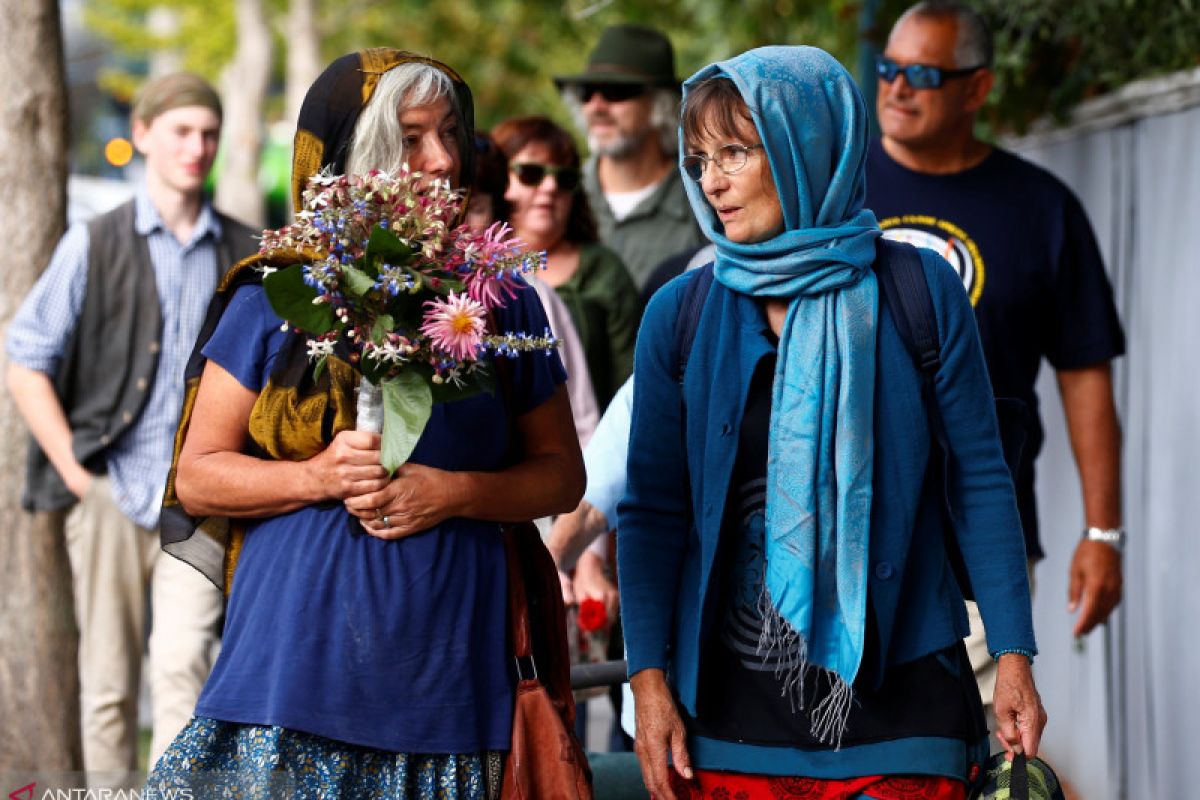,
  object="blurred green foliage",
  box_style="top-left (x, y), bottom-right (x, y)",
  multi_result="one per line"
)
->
top-left (85, 0), bottom-right (1200, 135)
top-left (82, 0), bottom-right (861, 131)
